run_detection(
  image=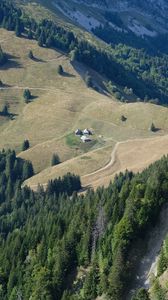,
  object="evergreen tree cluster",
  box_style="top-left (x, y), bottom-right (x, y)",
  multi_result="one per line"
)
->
top-left (157, 236), bottom-right (168, 277)
top-left (0, 149), bottom-right (168, 299)
top-left (46, 173), bottom-right (81, 196)
top-left (0, 149), bottom-right (34, 206)
top-left (1, 1), bottom-right (168, 103)
top-left (0, 1), bottom-right (24, 35)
